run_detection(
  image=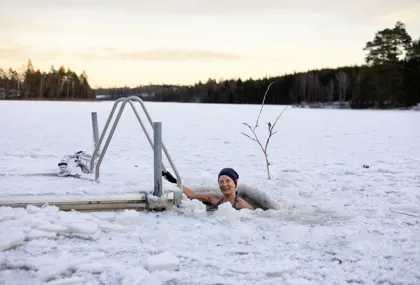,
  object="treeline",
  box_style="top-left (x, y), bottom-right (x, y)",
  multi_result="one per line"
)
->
top-left (2, 21), bottom-right (419, 108)
top-left (96, 60), bottom-right (419, 109)
top-left (96, 21), bottom-right (420, 109)
top-left (0, 60), bottom-right (94, 100)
